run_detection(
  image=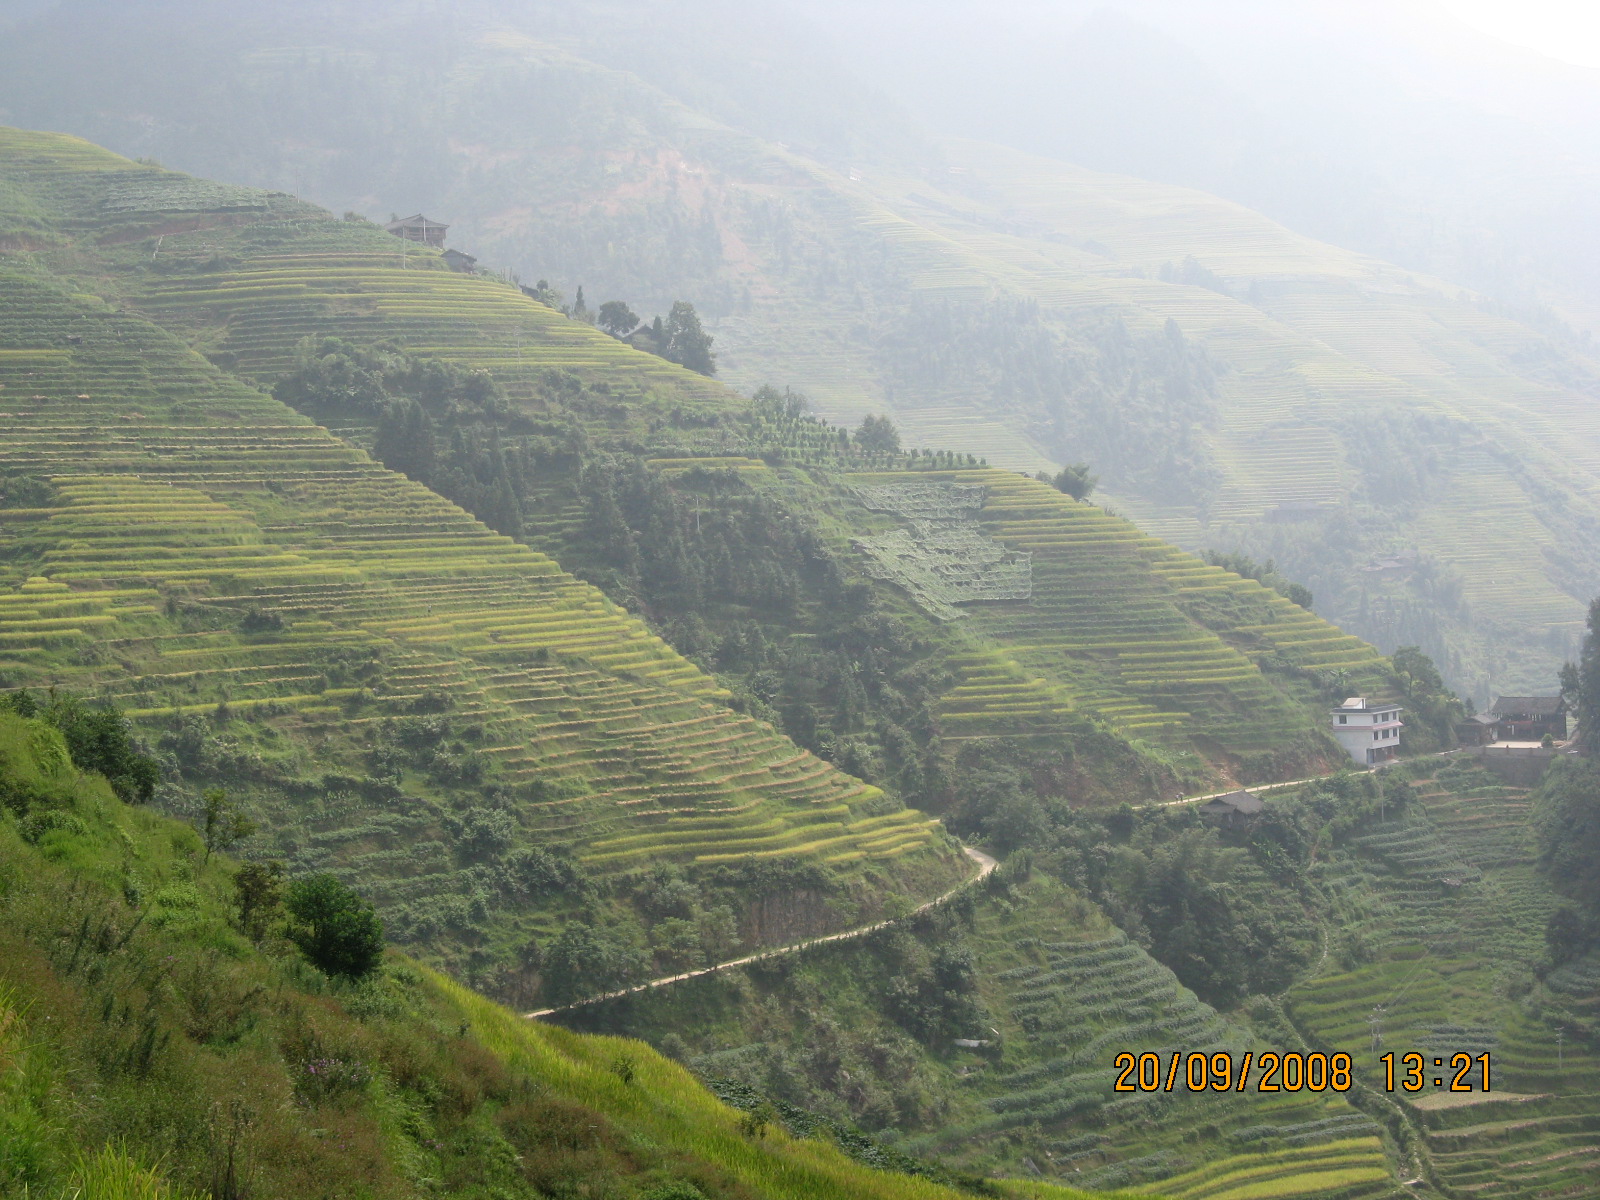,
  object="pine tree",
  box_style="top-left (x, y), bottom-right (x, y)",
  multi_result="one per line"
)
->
top-left (662, 301), bottom-right (716, 376)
